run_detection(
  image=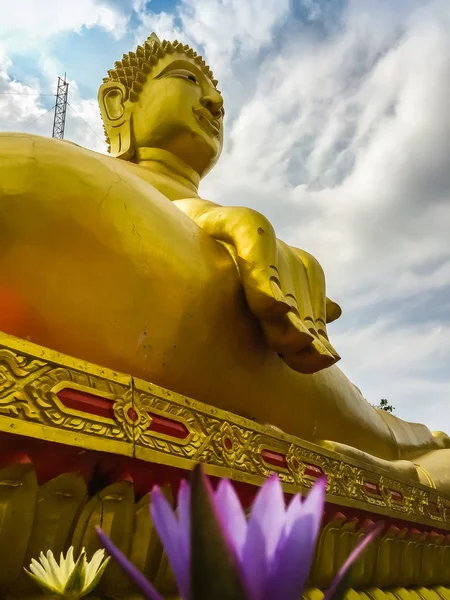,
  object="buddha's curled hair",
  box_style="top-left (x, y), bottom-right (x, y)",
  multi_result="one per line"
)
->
top-left (103, 33), bottom-right (218, 103)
